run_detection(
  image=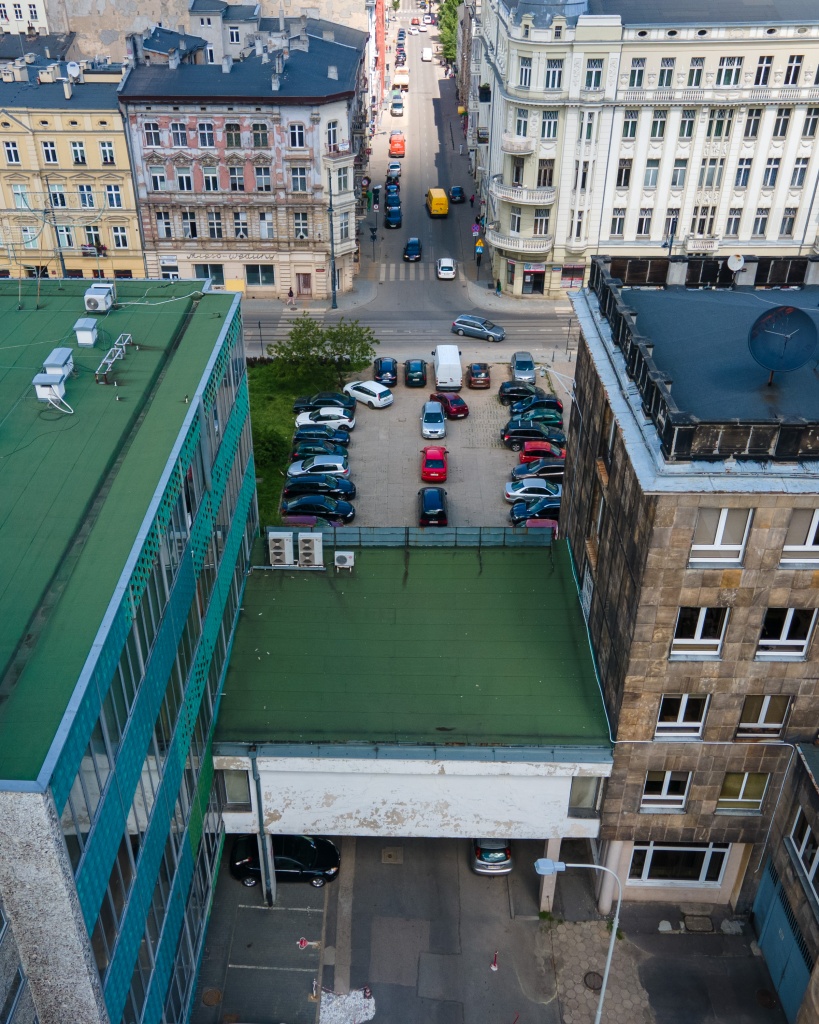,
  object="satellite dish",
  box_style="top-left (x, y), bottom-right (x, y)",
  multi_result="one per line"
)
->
top-left (66, 61), bottom-right (81, 80)
top-left (726, 253), bottom-right (745, 272)
top-left (748, 305), bottom-right (818, 385)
